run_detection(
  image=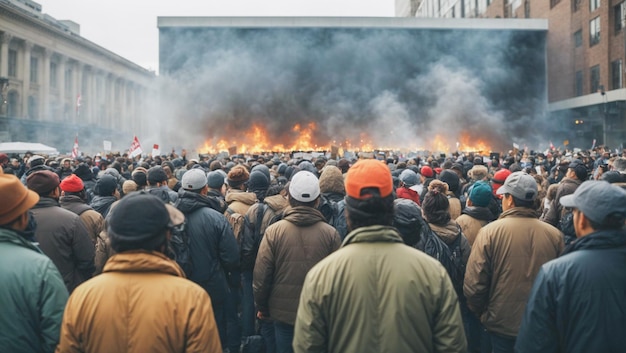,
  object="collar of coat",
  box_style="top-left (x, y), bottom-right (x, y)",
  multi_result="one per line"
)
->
top-left (342, 225), bottom-right (404, 247)
top-left (0, 227), bottom-right (42, 253)
top-left (498, 206), bottom-right (538, 220)
top-left (103, 250), bottom-right (185, 278)
top-left (562, 229), bottom-right (626, 255)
